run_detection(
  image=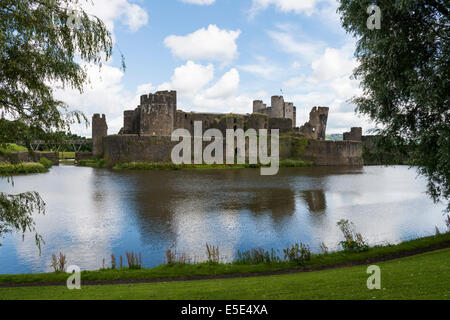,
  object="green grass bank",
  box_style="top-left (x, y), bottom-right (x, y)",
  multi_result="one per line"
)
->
top-left (0, 162), bottom-right (47, 175)
top-left (112, 159), bottom-right (314, 171)
top-left (1, 233), bottom-right (449, 288)
top-left (1, 248), bottom-right (449, 300)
